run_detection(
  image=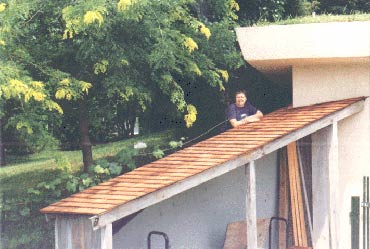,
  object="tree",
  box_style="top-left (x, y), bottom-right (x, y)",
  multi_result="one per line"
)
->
top-left (1, 0), bottom-right (243, 170)
top-left (0, 61), bottom-right (63, 165)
